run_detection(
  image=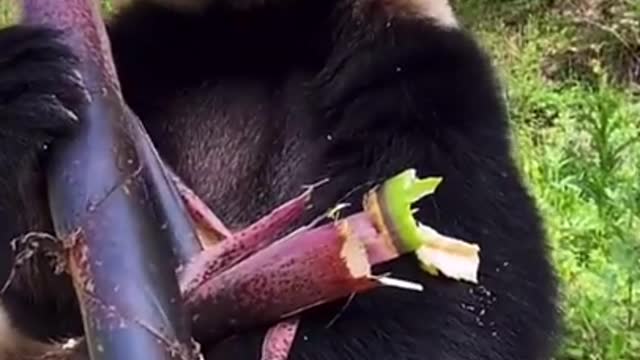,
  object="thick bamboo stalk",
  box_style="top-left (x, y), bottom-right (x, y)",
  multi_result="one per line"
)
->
top-left (20, 1), bottom-right (201, 359)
